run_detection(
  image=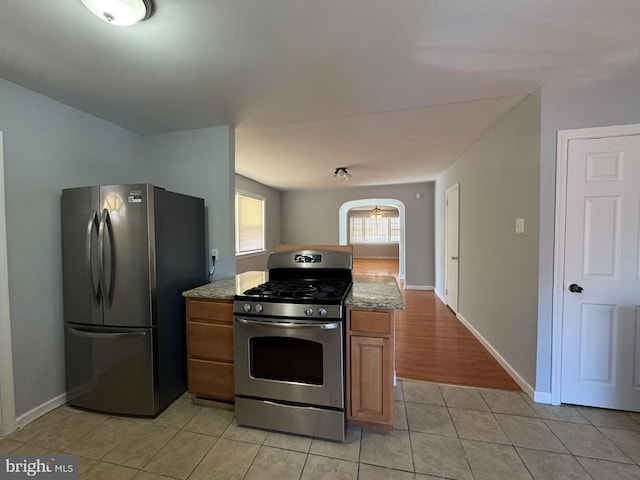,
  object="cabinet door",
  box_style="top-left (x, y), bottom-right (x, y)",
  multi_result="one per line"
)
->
top-left (350, 336), bottom-right (391, 423)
